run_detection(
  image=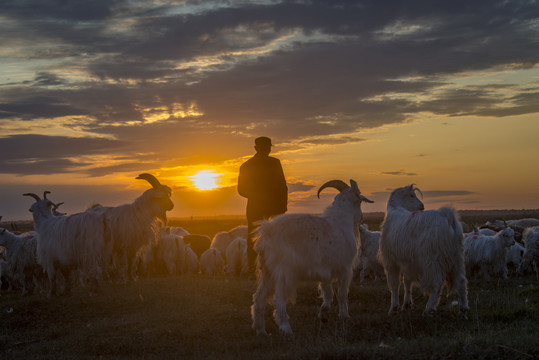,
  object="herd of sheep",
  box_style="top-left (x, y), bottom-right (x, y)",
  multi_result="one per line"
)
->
top-left (0, 174), bottom-right (538, 337)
